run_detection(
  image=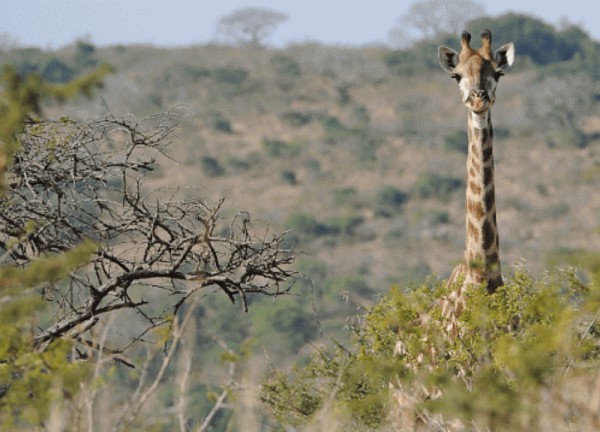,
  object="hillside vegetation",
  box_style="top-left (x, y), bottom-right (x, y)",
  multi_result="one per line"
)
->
top-left (2, 12), bottom-right (600, 431)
